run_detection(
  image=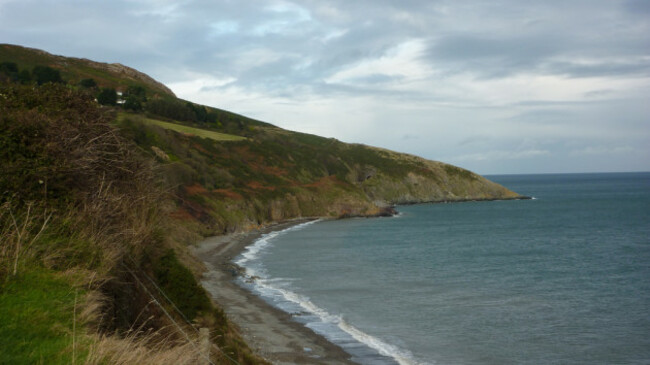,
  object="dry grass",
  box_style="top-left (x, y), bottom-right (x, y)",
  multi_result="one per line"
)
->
top-left (0, 201), bottom-right (52, 279)
top-left (84, 329), bottom-right (203, 365)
